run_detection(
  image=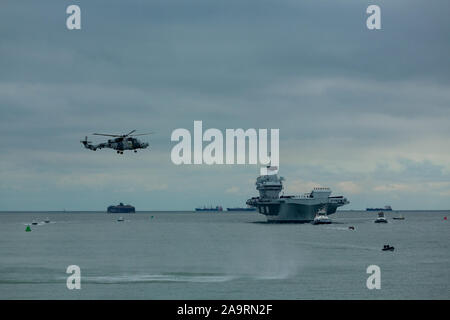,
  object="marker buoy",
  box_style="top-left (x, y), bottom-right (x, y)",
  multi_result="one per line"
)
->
top-left (444, 217), bottom-right (447, 220)
top-left (25, 225), bottom-right (31, 232)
